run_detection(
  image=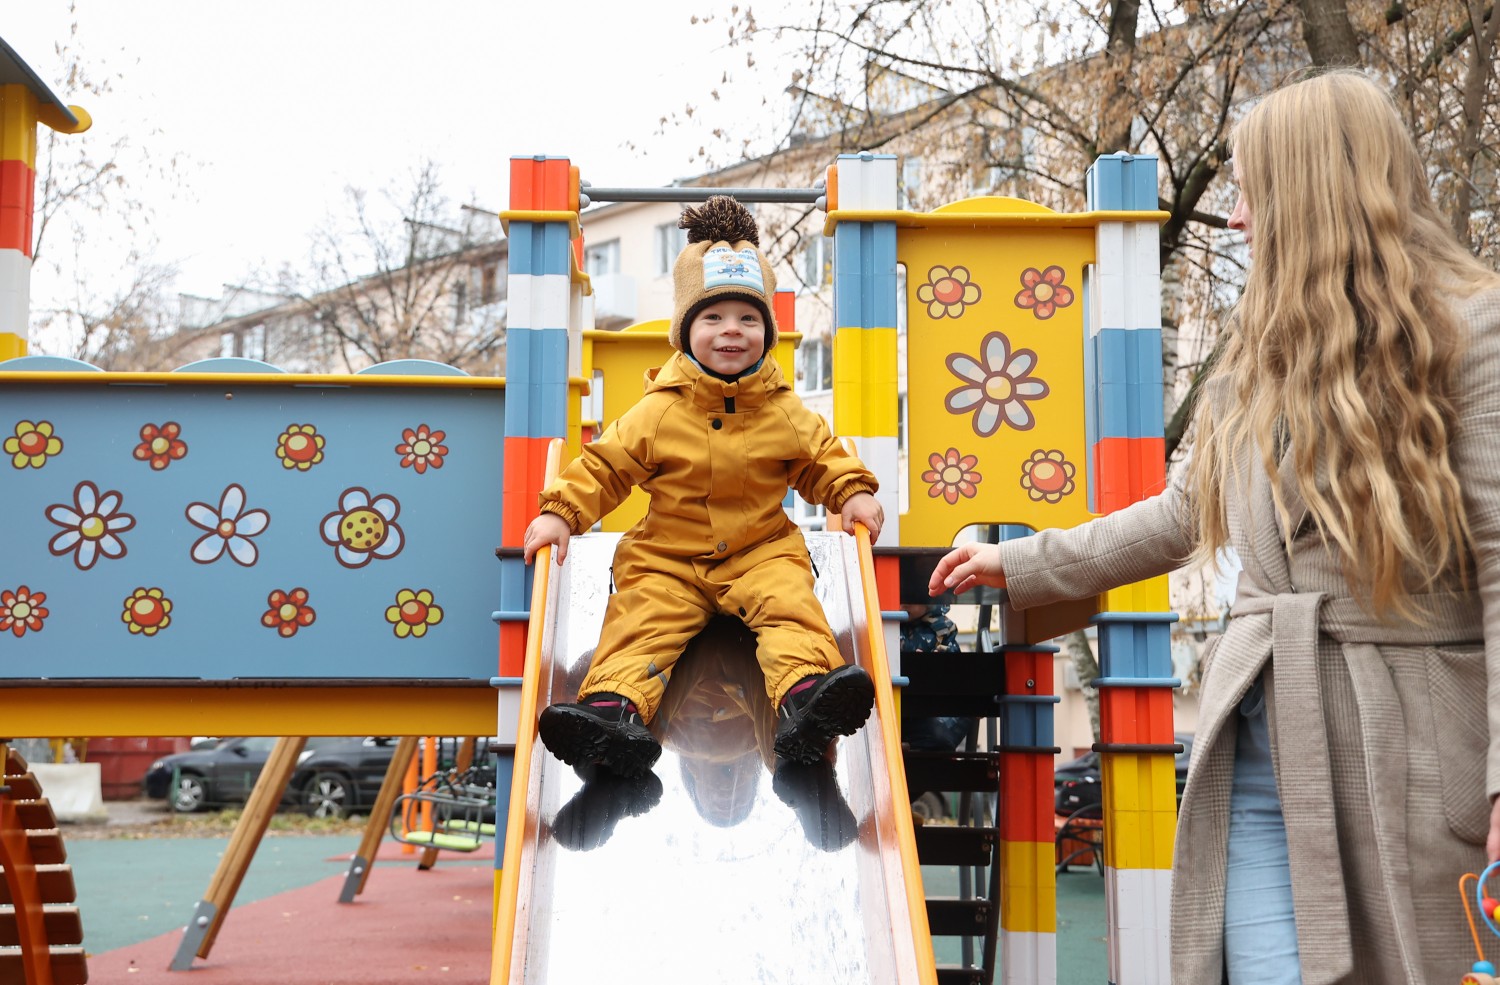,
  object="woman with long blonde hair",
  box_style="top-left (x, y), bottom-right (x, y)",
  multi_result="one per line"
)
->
top-left (932, 69), bottom-right (1500, 984)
